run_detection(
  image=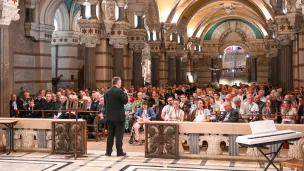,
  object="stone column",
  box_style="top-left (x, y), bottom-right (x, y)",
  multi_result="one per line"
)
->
top-left (128, 13), bottom-right (146, 87)
top-left (113, 47), bottom-right (124, 80)
top-left (123, 46), bottom-right (132, 88)
top-left (88, 0), bottom-right (98, 20)
top-left (109, 1), bottom-right (130, 86)
top-left (176, 57), bottom-right (182, 85)
top-left (168, 56), bottom-right (176, 85)
top-left (186, 58), bottom-right (193, 83)
top-left (159, 53), bottom-right (168, 85)
top-left (0, 1), bottom-right (19, 116)
top-left (298, 33), bottom-right (304, 86)
top-left (277, 43), bottom-right (293, 91)
top-left (181, 60), bottom-right (188, 84)
top-left (270, 57), bottom-right (278, 87)
top-left (197, 58), bottom-right (212, 88)
top-left (132, 49), bottom-right (144, 86)
top-left (84, 47), bottom-right (96, 89)
top-left (256, 57), bottom-right (269, 84)
top-left (193, 59), bottom-right (199, 83)
top-left (250, 58), bottom-right (257, 83)
top-left (95, 38), bottom-right (113, 88)
top-left (151, 55), bottom-right (160, 86)
top-left (80, 5), bottom-right (86, 19)
top-left (292, 36), bottom-right (299, 88)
